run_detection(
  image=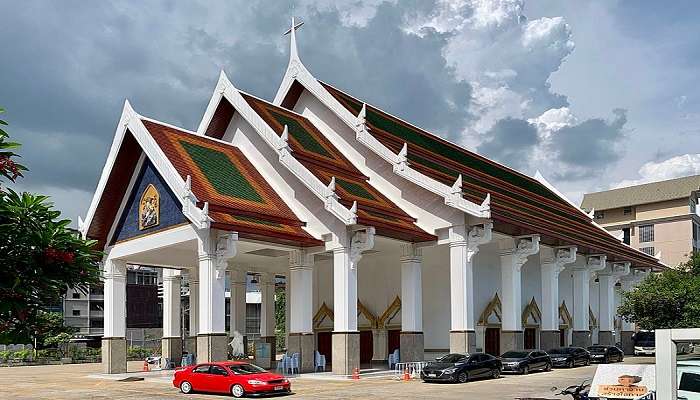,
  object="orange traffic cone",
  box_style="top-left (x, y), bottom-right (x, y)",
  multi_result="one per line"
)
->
top-left (402, 367), bottom-right (410, 381)
top-left (351, 367), bottom-right (360, 380)
top-left (142, 359), bottom-right (150, 372)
